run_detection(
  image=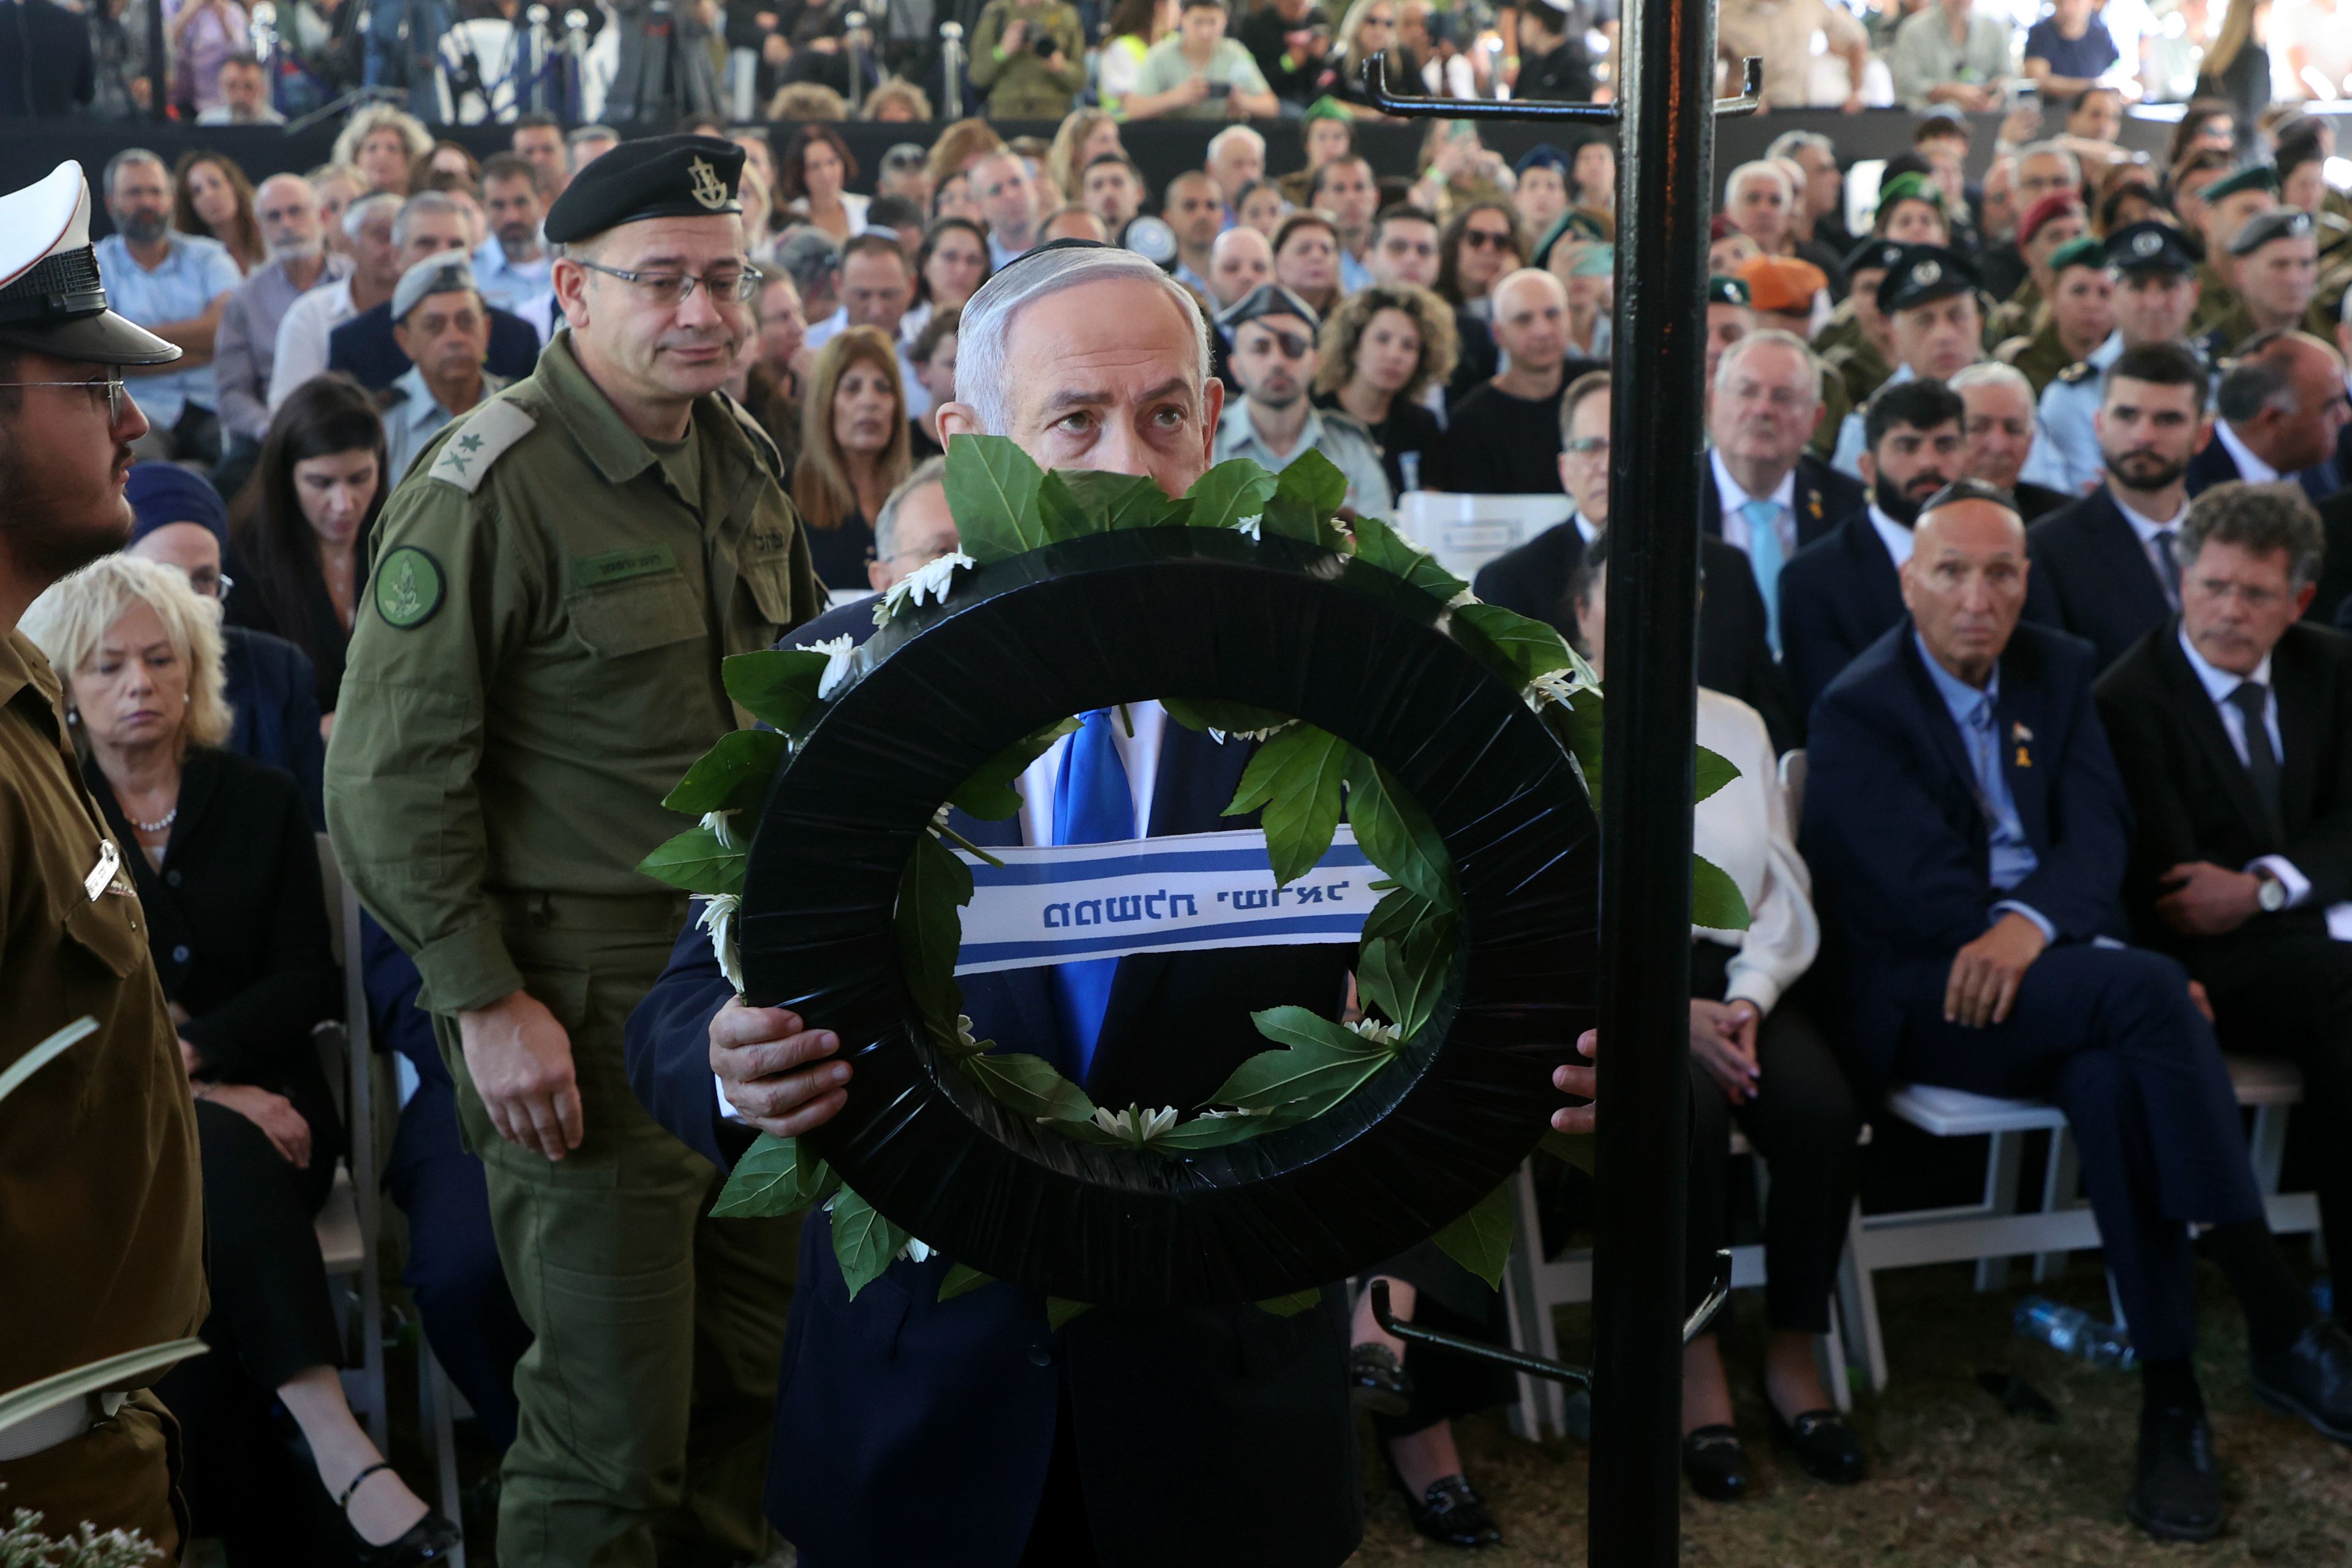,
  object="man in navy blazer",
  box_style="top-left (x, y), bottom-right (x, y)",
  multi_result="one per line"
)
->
top-left (2182, 330), bottom-right (2348, 508)
top-left (1803, 481), bottom-right (2352, 1543)
top-left (623, 245), bottom-right (1599, 1568)
top-left (2028, 342), bottom-right (2213, 672)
